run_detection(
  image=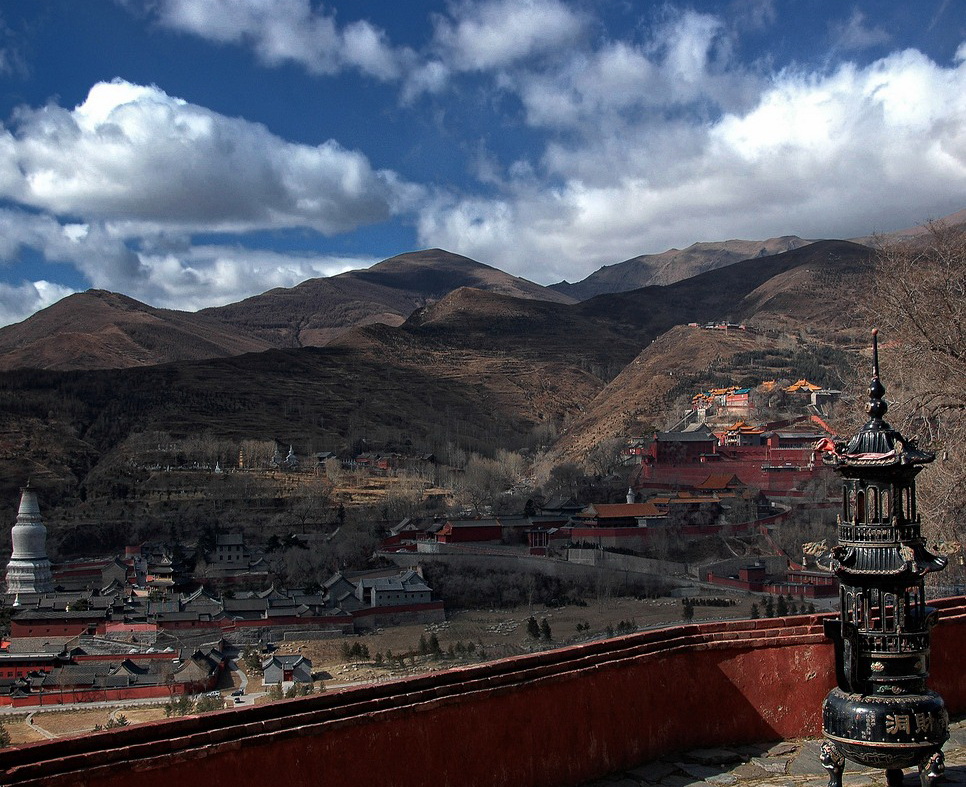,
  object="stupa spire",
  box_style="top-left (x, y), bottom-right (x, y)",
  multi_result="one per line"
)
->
top-left (5, 486), bottom-right (54, 595)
